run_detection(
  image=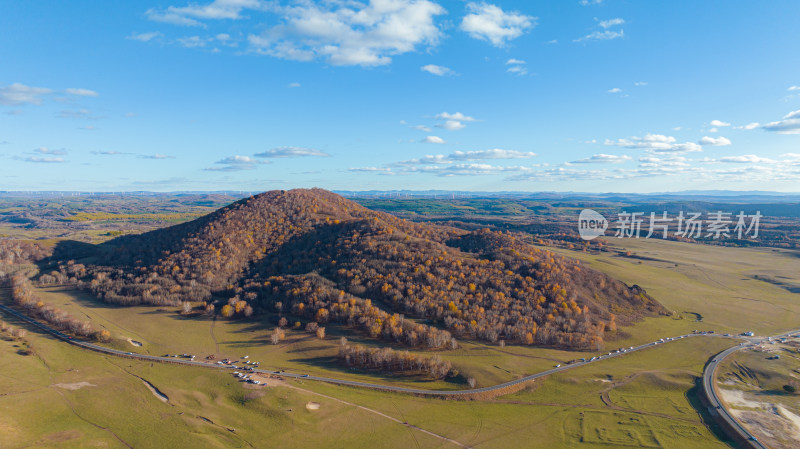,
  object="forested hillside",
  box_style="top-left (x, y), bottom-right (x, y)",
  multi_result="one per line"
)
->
top-left (48, 188), bottom-right (666, 349)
